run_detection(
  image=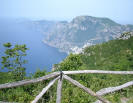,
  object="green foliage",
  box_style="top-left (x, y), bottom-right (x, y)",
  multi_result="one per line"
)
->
top-left (58, 53), bottom-right (83, 71)
top-left (81, 33), bottom-right (133, 71)
top-left (0, 33), bottom-right (133, 102)
top-left (1, 43), bottom-right (28, 81)
top-left (55, 33), bottom-right (133, 103)
top-left (0, 69), bottom-right (53, 103)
